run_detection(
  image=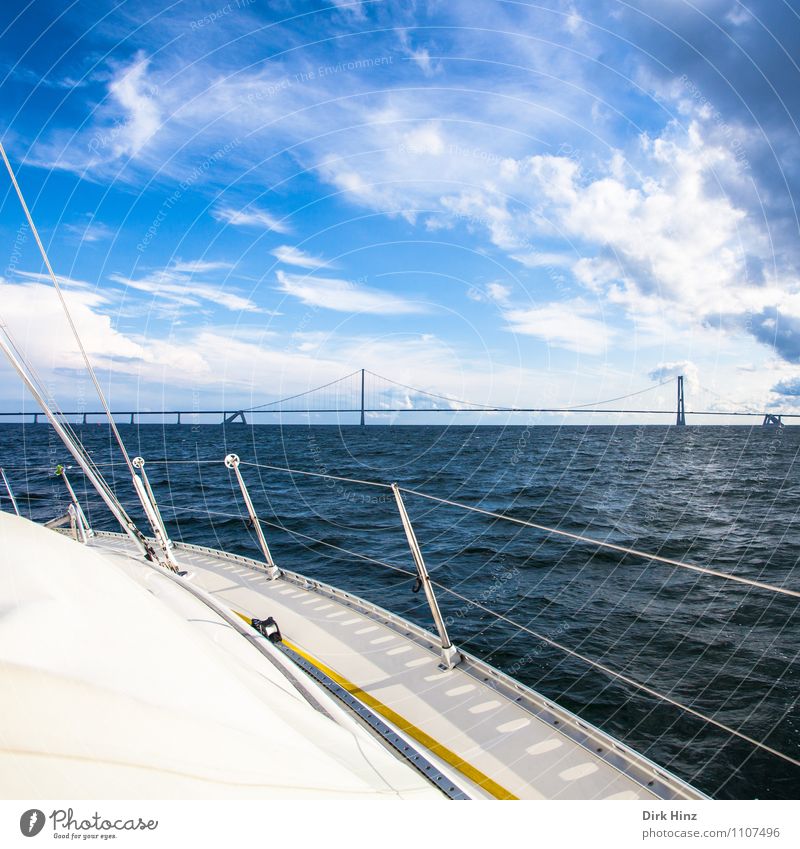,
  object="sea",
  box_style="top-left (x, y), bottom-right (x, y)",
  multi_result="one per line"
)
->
top-left (1, 422), bottom-right (798, 799)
